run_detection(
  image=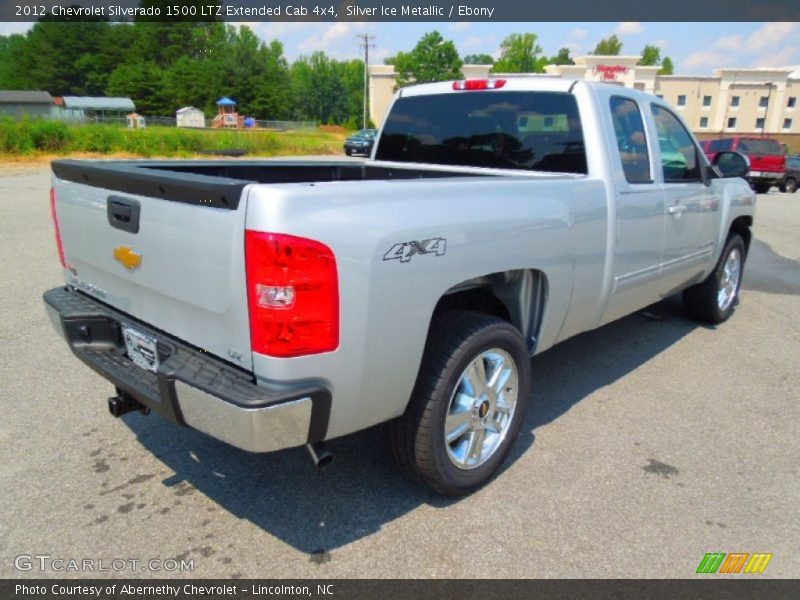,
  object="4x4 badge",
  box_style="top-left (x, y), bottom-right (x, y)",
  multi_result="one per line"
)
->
top-left (383, 238), bottom-right (447, 263)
